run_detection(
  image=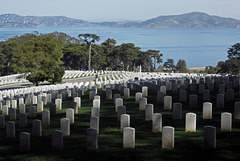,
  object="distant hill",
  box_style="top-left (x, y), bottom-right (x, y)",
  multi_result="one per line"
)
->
top-left (0, 12), bottom-right (240, 28)
top-left (114, 12), bottom-right (240, 29)
top-left (0, 14), bottom-right (96, 28)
